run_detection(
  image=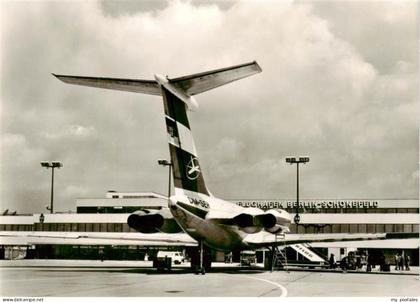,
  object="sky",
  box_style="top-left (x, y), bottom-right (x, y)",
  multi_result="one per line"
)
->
top-left (1, 0), bottom-right (418, 214)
